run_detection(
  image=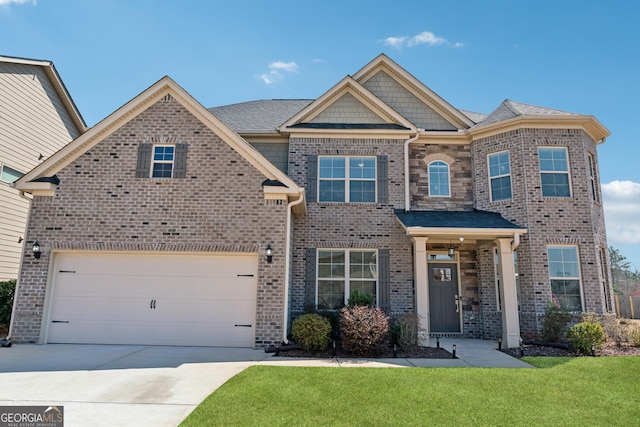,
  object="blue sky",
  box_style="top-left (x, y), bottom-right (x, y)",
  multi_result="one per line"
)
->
top-left (2, 0), bottom-right (639, 268)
